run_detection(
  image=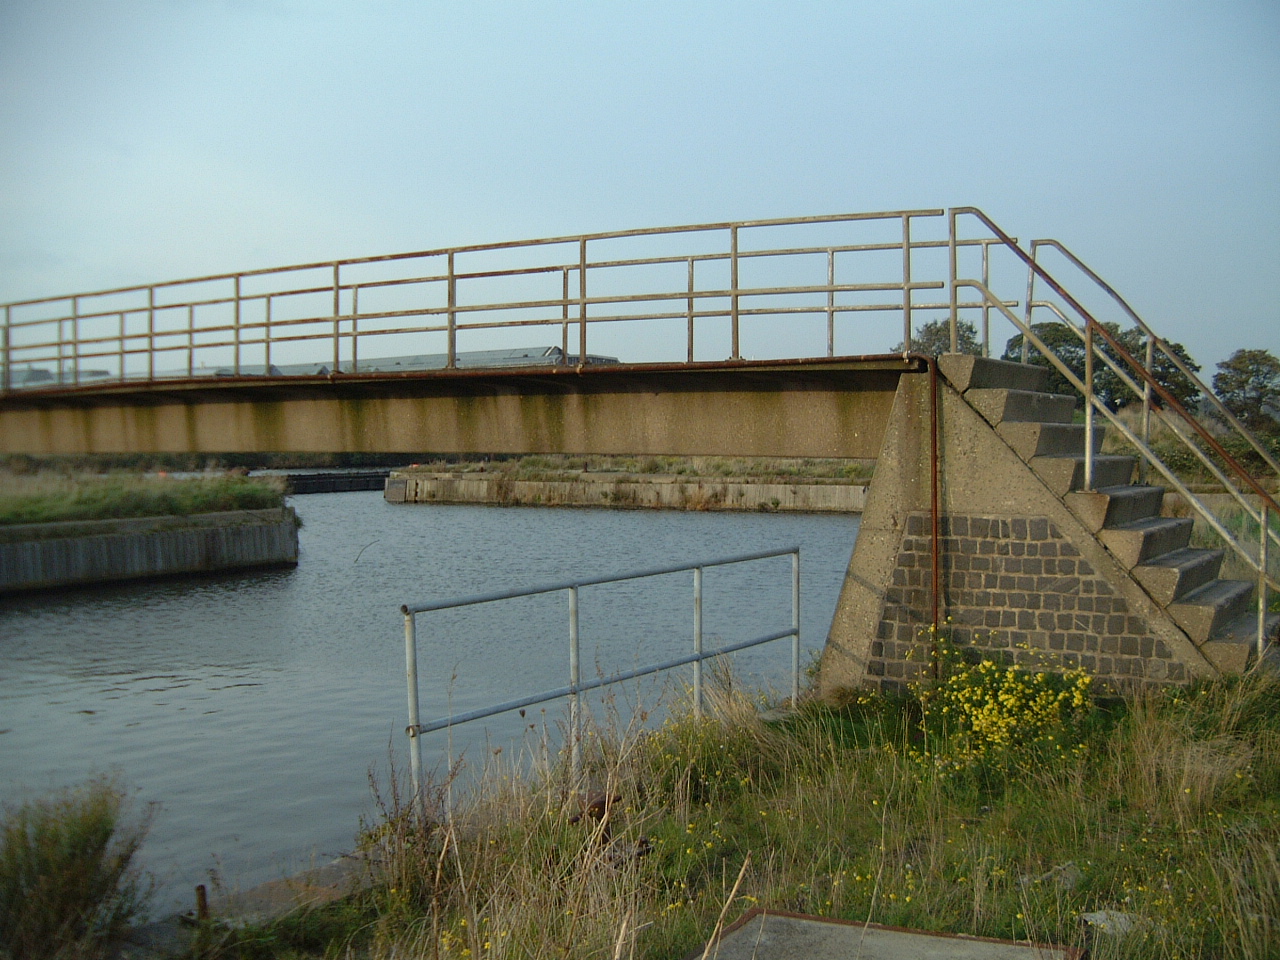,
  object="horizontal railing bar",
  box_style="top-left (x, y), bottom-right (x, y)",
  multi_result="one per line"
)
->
top-left (401, 546), bottom-right (797, 614)
top-left (410, 627), bottom-right (797, 735)
top-left (2, 209), bottom-right (947, 309)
